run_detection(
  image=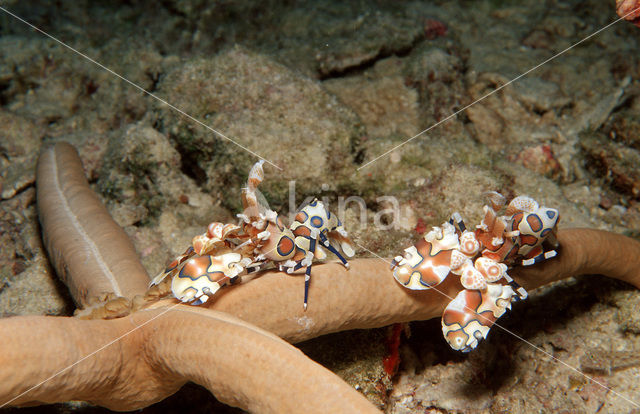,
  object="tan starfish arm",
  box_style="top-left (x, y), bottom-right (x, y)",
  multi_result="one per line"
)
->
top-left (0, 308), bottom-right (380, 413)
top-left (512, 227), bottom-right (640, 289)
top-left (36, 142), bottom-right (150, 306)
top-left (138, 228), bottom-right (636, 344)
